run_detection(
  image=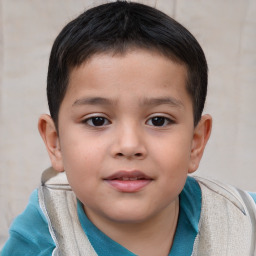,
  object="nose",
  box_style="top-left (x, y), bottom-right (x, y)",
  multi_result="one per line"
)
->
top-left (110, 123), bottom-right (147, 160)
